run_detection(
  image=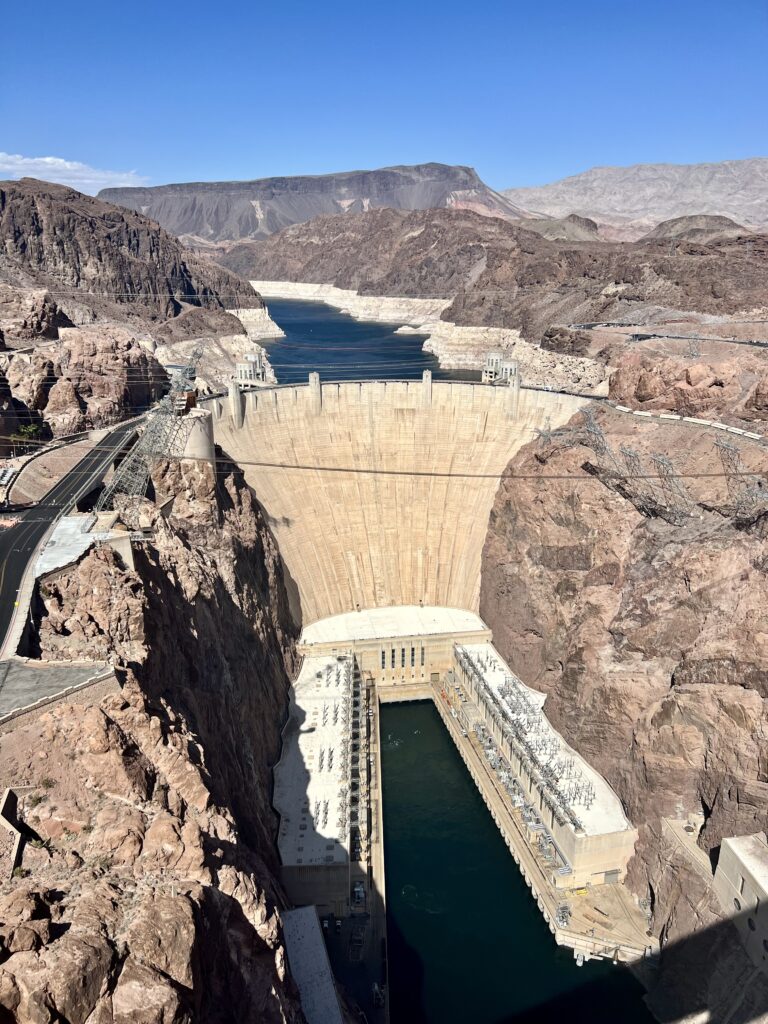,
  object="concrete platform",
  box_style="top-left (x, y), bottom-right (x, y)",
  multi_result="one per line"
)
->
top-left (0, 659), bottom-right (111, 717)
